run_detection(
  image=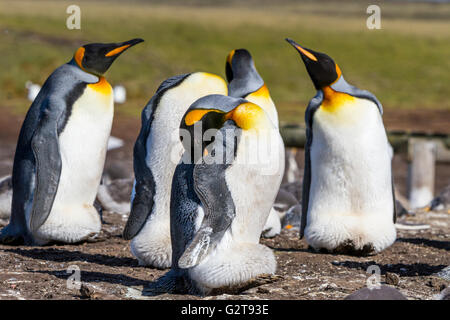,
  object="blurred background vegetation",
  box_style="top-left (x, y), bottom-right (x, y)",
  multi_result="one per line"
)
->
top-left (0, 0), bottom-right (449, 122)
